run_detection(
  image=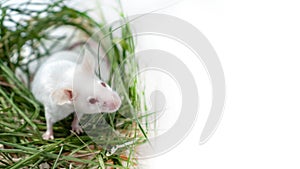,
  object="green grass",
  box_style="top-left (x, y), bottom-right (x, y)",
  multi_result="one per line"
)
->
top-left (0, 0), bottom-right (149, 168)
